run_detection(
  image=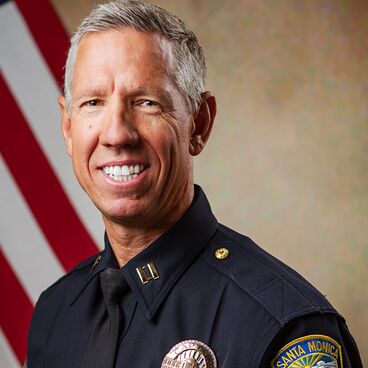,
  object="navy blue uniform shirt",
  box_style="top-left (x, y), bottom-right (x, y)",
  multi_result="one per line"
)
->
top-left (27, 186), bottom-right (362, 367)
